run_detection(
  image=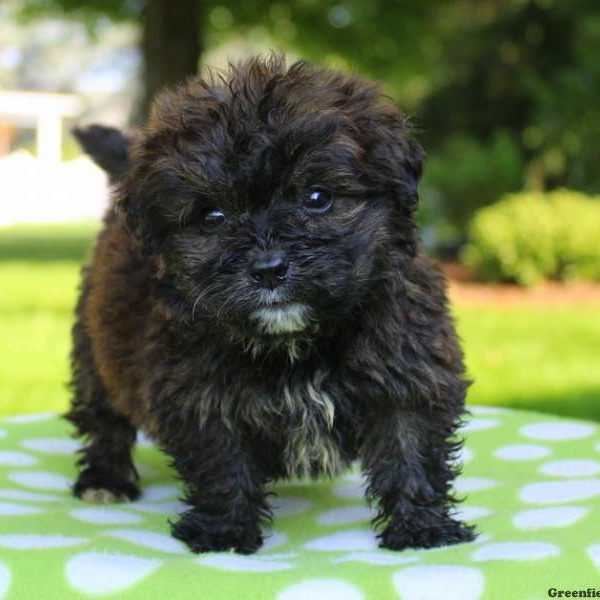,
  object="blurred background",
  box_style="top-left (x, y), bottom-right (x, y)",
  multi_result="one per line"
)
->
top-left (0, 0), bottom-right (599, 421)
